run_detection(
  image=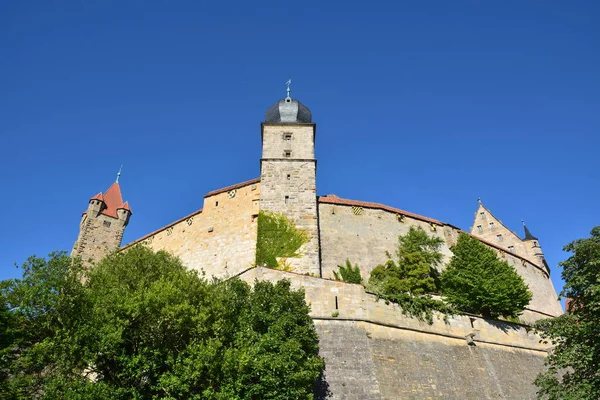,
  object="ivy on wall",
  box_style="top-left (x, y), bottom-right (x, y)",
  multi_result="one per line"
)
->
top-left (255, 211), bottom-right (309, 270)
